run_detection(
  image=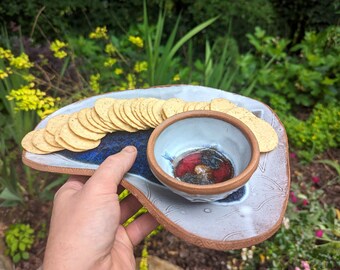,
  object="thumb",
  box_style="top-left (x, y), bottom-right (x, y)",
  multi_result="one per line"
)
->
top-left (85, 146), bottom-right (137, 195)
